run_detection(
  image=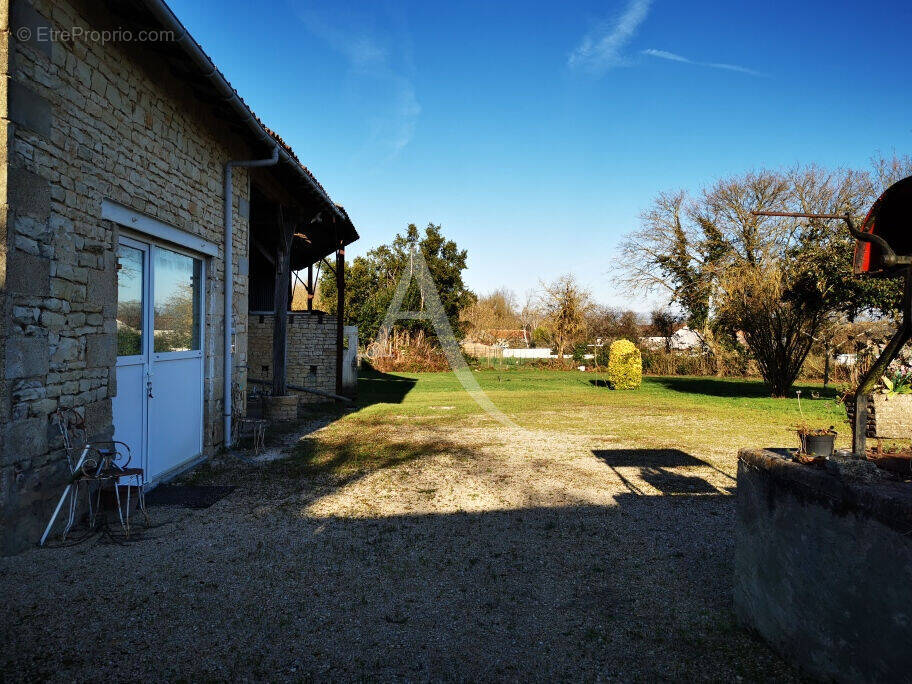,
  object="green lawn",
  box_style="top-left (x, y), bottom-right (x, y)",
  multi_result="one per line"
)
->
top-left (328, 369), bottom-right (851, 463)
